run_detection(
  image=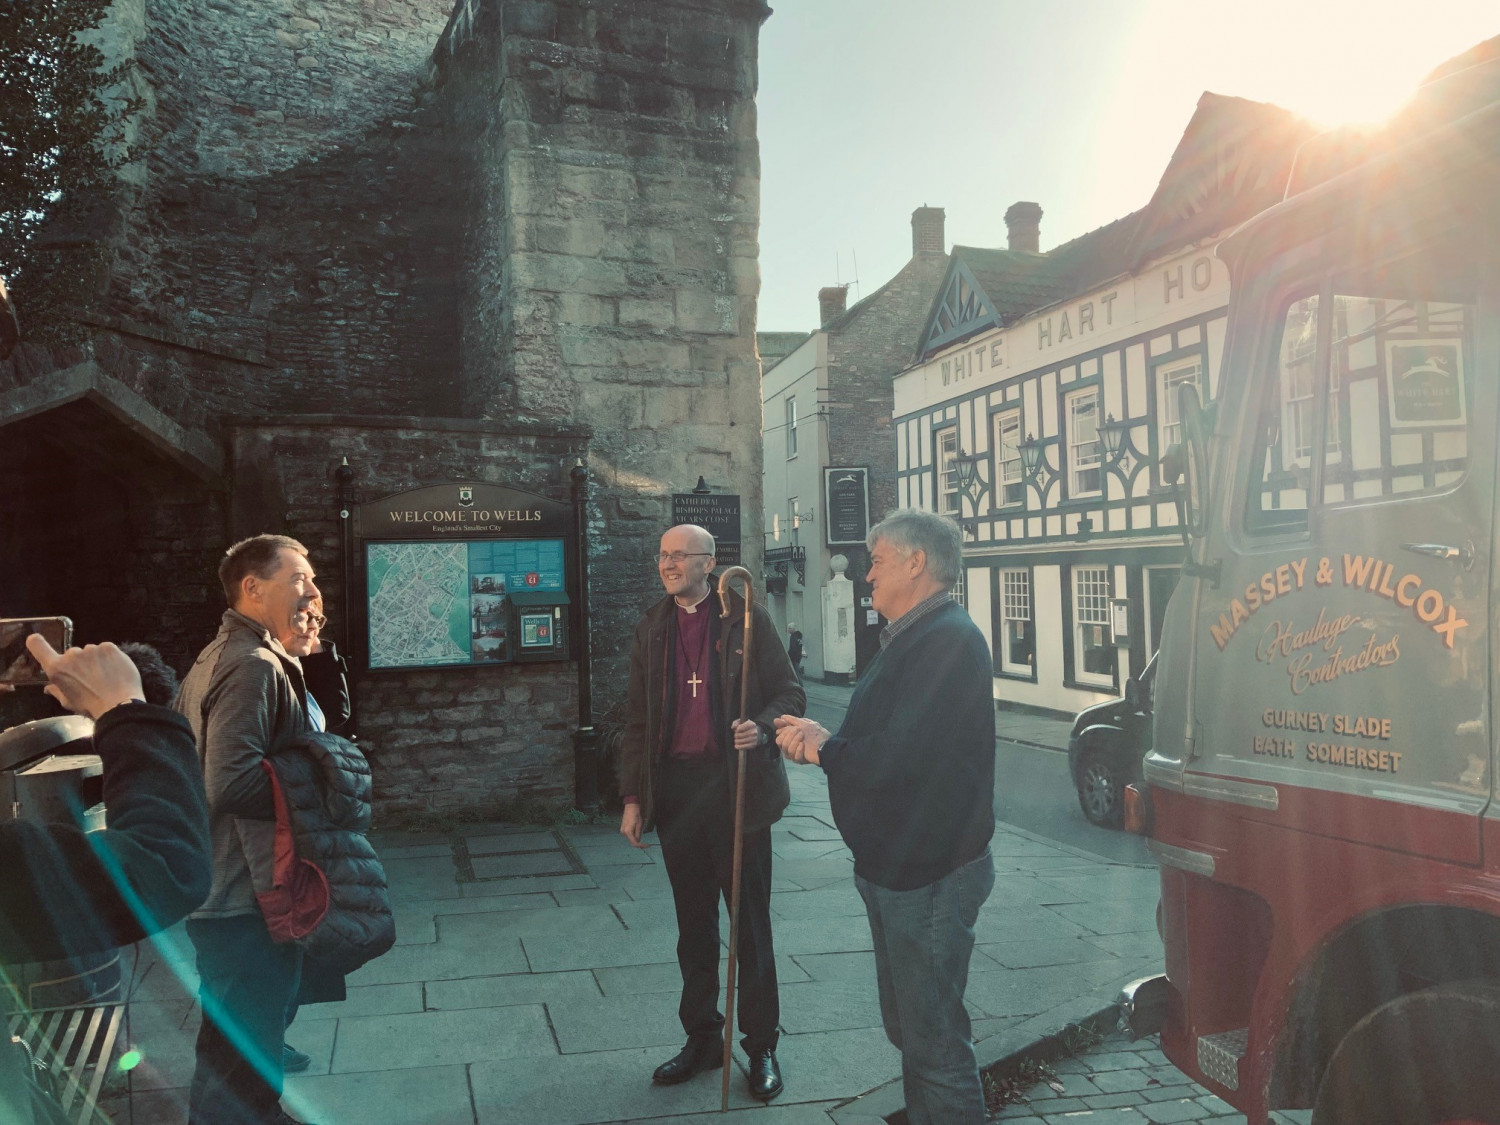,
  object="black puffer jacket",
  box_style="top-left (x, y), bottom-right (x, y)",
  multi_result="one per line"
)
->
top-left (268, 731), bottom-right (395, 974)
